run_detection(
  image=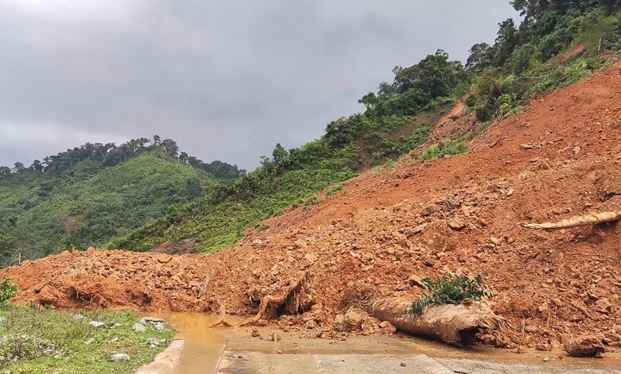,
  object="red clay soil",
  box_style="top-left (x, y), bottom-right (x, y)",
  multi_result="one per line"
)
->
top-left (3, 61), bottom-right (621, 352)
